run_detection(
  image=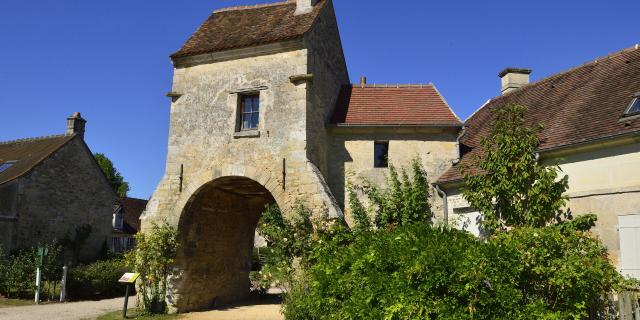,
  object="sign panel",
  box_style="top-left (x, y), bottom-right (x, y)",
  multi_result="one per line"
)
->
top-left (118, 273), bottom-right (140, 284)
